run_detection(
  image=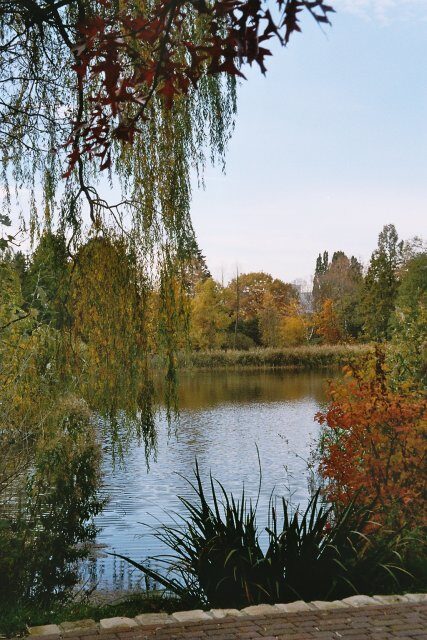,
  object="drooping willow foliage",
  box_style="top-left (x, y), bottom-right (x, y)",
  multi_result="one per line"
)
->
top-left (0, 2), bottom-right (236, 243)
top-left (0, 1), bottom-right (239, 440)
top-left (0, 1), bottom-right (236, 309)
top-left (0, 0), bottom-right (333, 243)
